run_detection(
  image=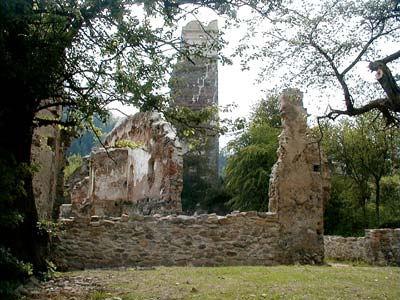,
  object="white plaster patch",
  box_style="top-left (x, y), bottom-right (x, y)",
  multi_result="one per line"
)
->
top-left (130, 148), bottom-right (151, 183)
top-left (163, 123), bottom-right (177, 141)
